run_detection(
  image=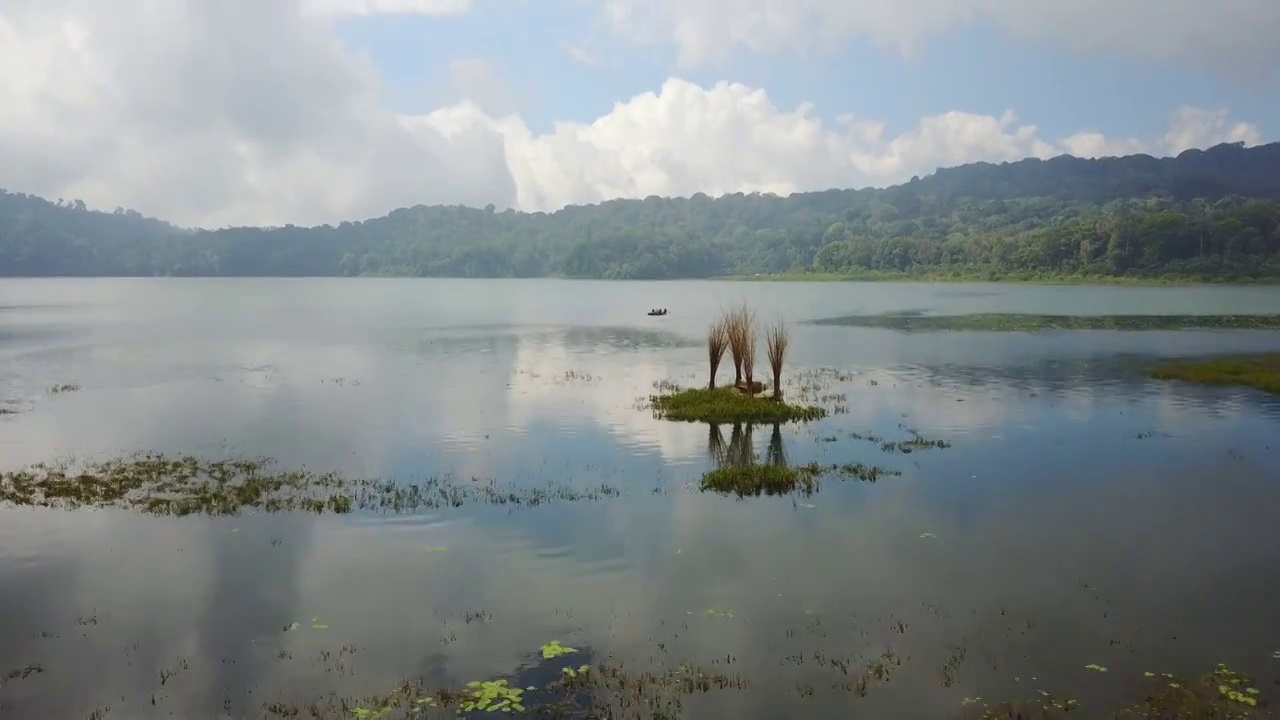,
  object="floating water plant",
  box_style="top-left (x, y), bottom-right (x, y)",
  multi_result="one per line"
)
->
top-left (460, 679), bottom-right (525, 713)
top-left (1146, 353), bottom-right (1280, 395)
top-left (541, 641), bottom-right (576, 659)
